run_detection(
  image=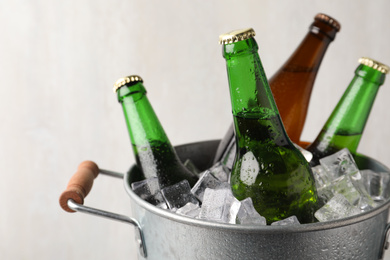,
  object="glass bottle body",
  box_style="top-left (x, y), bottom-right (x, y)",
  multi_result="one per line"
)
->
top-left (270, 15), bottom-right (339, 143)
top-left (231, 110), bottom-right (318, 223)
top-left (307, 64), bottom-right (386, 166)
top-left (222, 36), bottom-right (318, 224)
top-left (117, 80), bottom-right (198, 187)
